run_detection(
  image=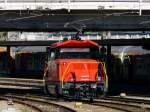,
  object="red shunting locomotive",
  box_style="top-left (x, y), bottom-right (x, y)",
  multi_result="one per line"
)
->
top-left (43, 39), bottom-right (108, 99)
